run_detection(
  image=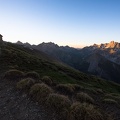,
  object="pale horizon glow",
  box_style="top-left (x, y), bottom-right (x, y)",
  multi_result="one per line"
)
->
top-left (0, 0), bottom-right (120, 48)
